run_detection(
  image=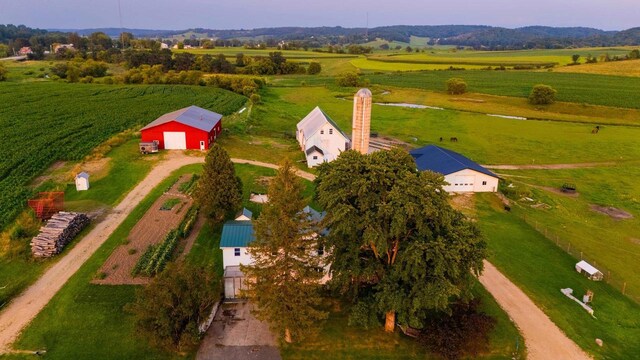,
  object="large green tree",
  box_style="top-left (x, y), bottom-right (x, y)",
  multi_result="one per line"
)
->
top-left (315, 149), bottom-right (486, 331)
top-left (242, 159), bottom-right (328, 343)
top-left (127, 262), bottom-right (218, 351)
top-left (529, 84), bottom-right (557, 105)
top-left (195, 144), bottom-right (242, 222)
